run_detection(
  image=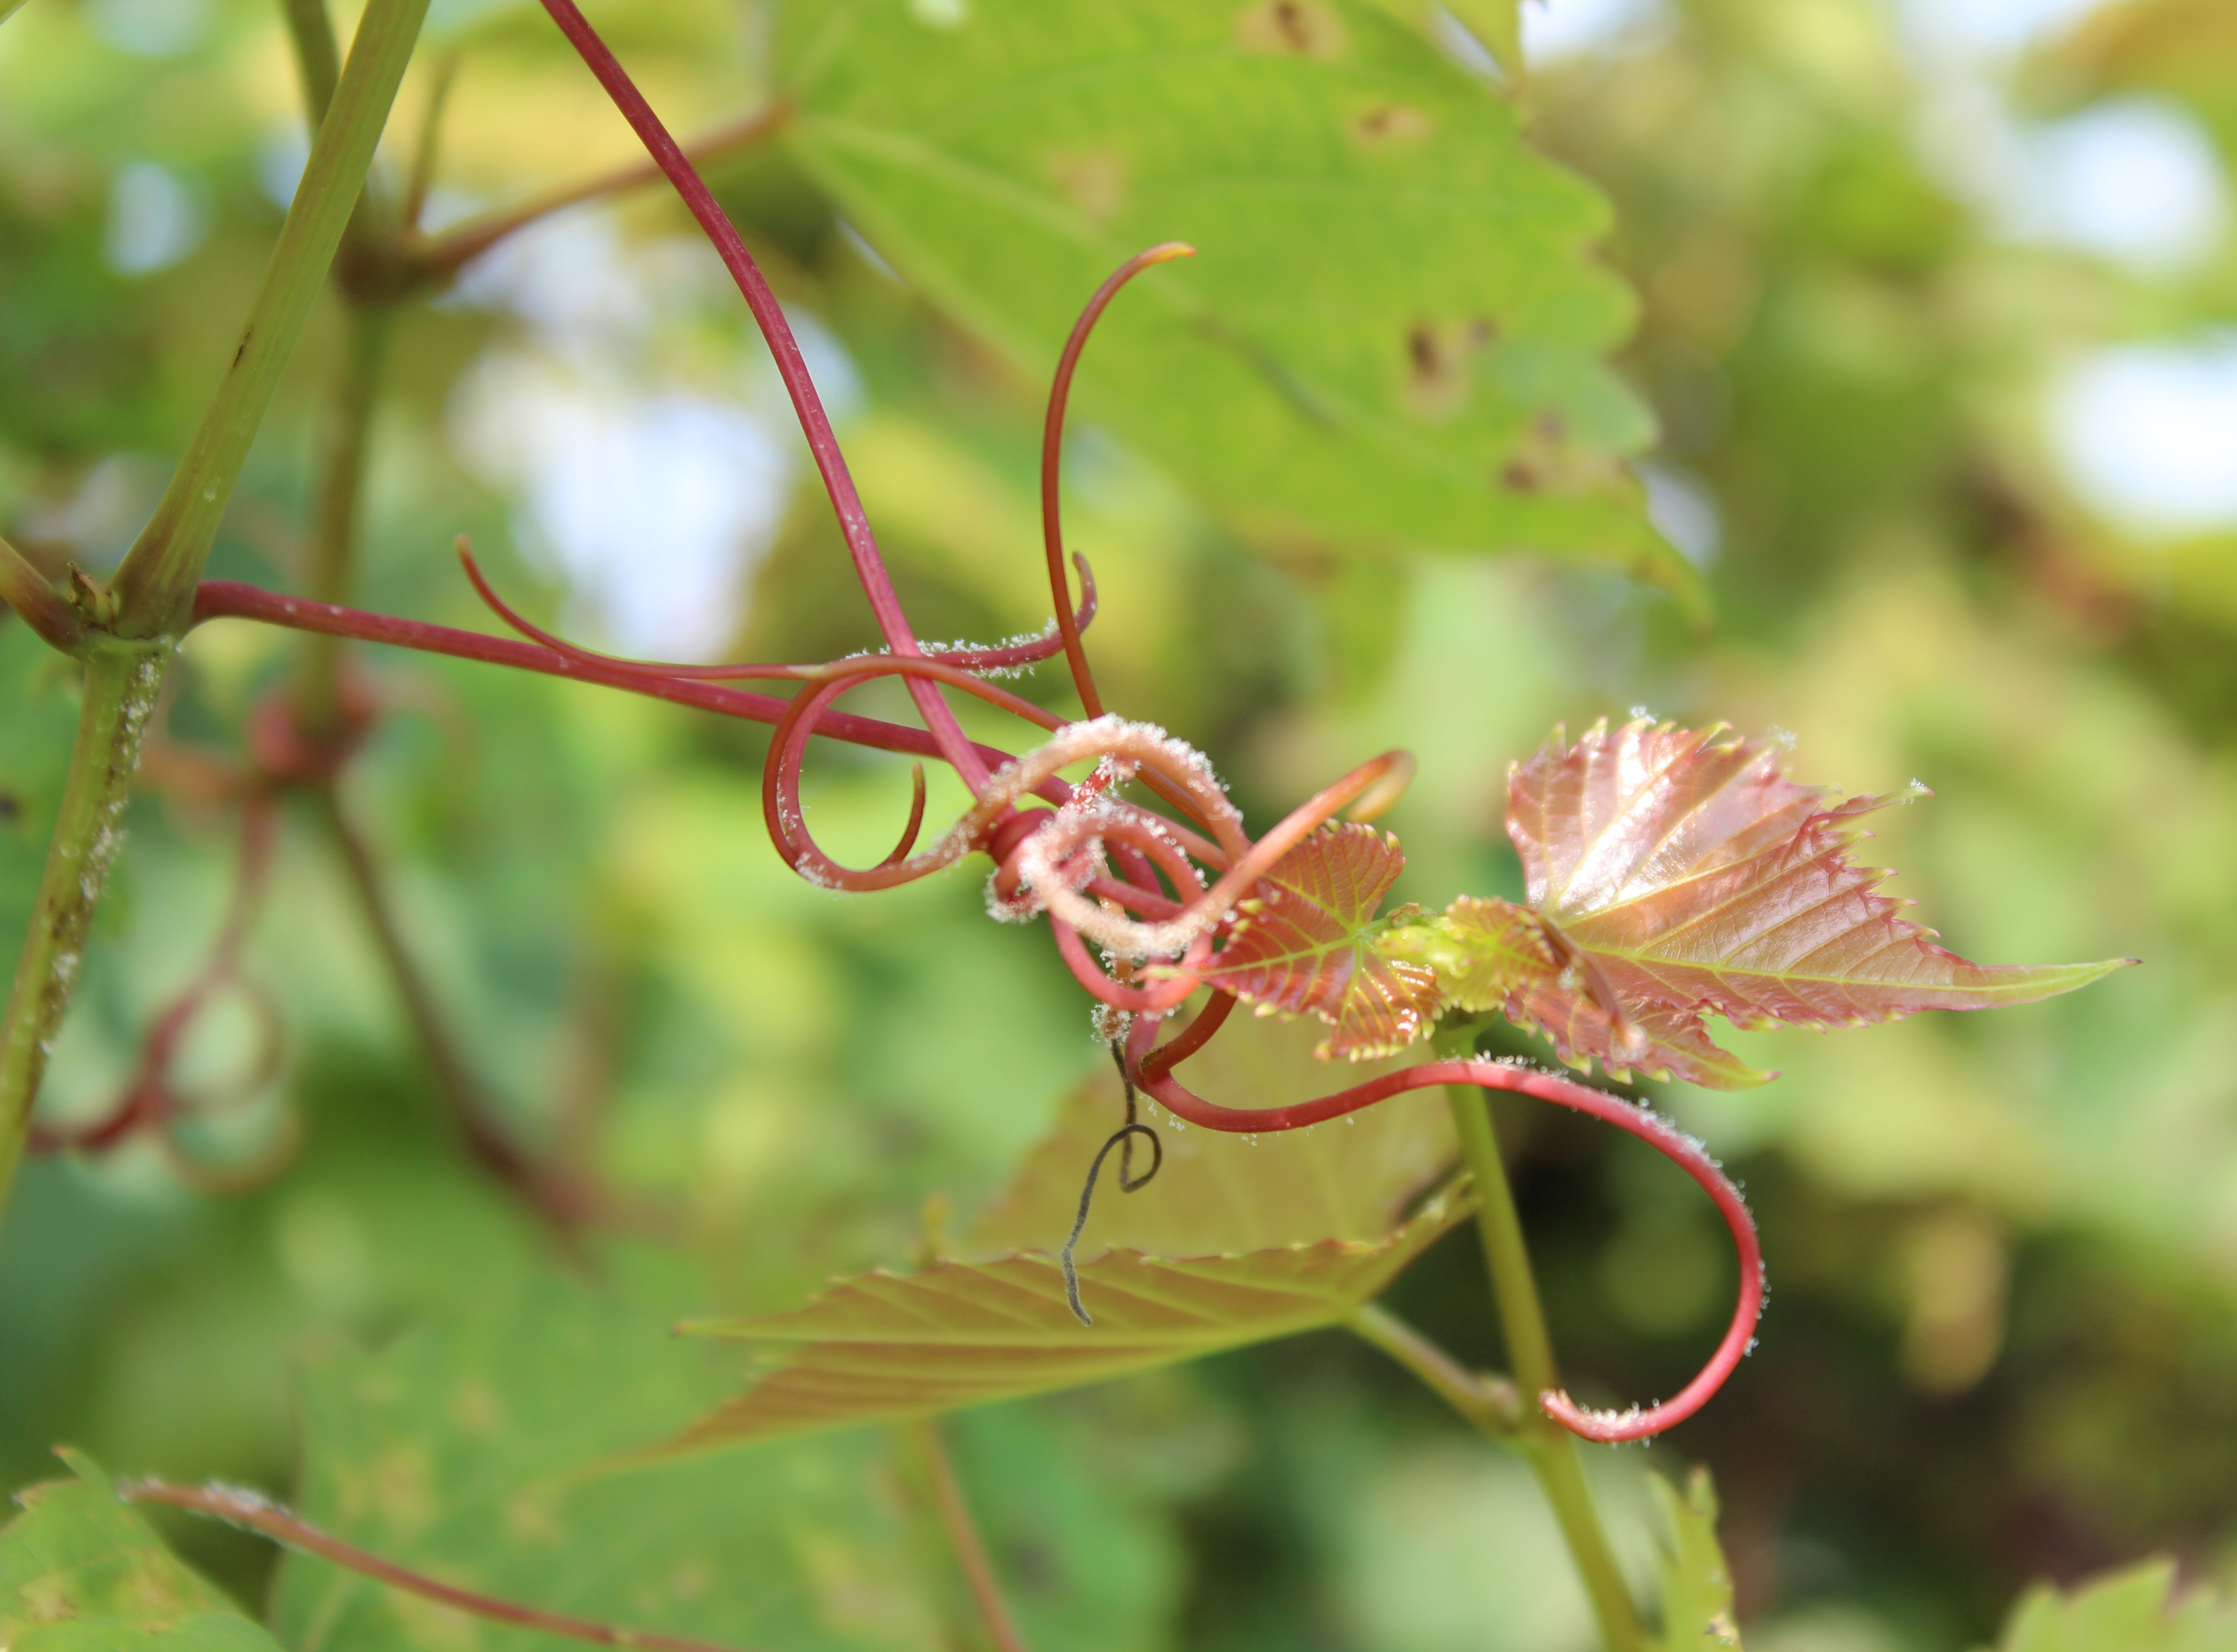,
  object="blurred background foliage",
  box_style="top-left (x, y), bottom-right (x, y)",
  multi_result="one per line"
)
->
top-left (3, 0), bottom-right (2236, 1648)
